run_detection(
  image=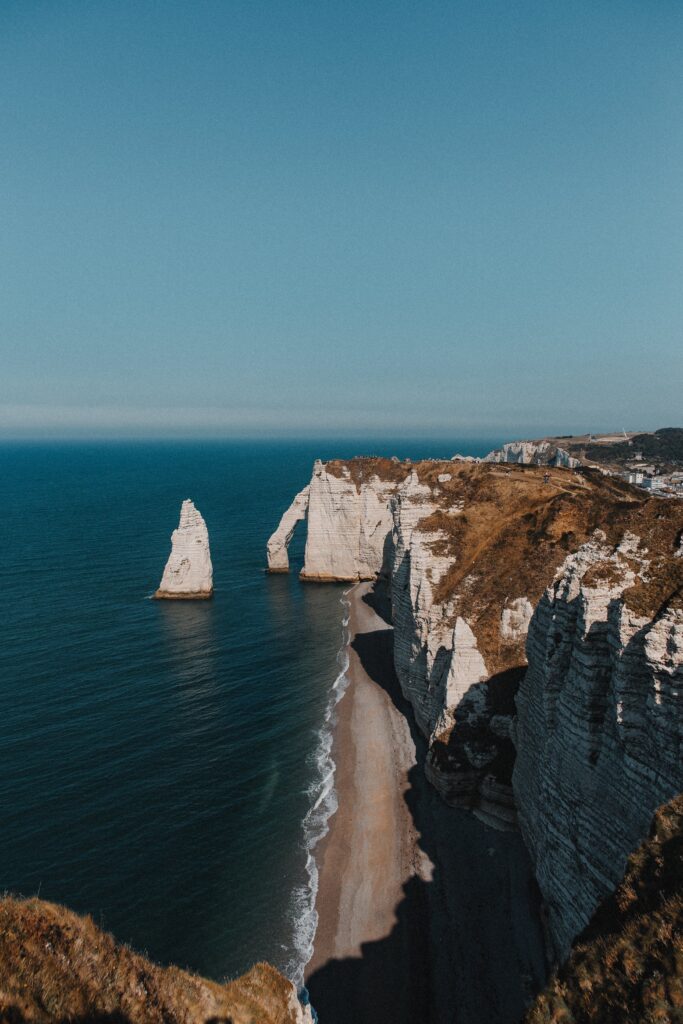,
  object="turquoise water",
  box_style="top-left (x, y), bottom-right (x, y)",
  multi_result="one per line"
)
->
top-left (0, 439), bottom-right (496, 983)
